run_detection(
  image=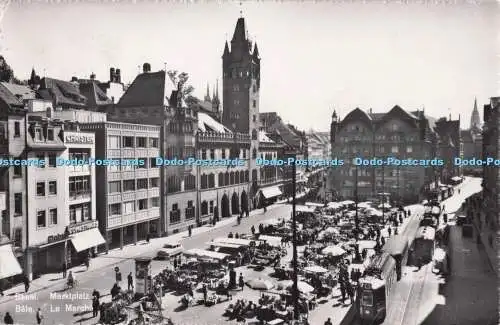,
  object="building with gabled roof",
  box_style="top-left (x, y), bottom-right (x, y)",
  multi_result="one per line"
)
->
top-left (329, 105), bottom-right (445, 203)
